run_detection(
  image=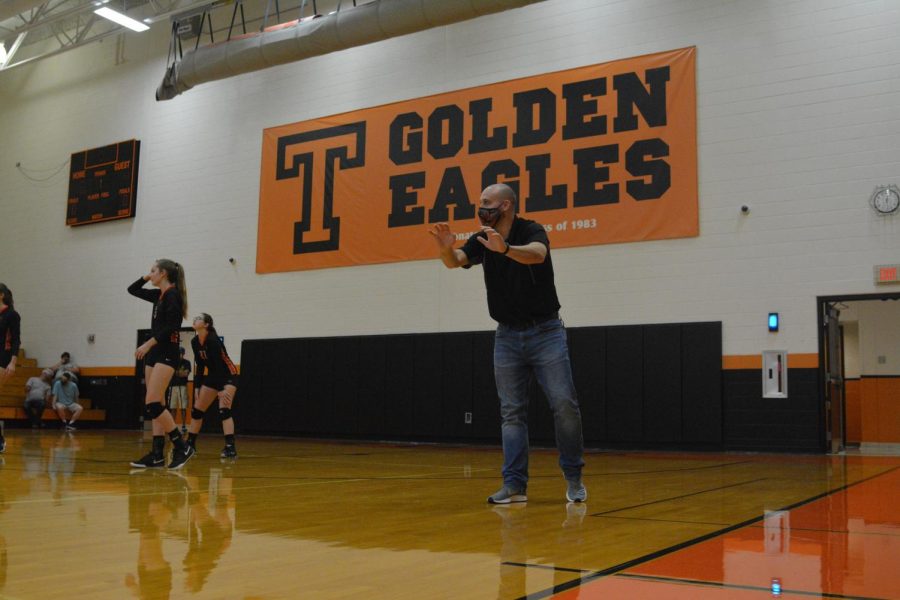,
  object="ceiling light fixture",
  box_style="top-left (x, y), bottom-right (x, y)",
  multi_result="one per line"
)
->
top-left (94, 7), bottom-right (150, 32)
